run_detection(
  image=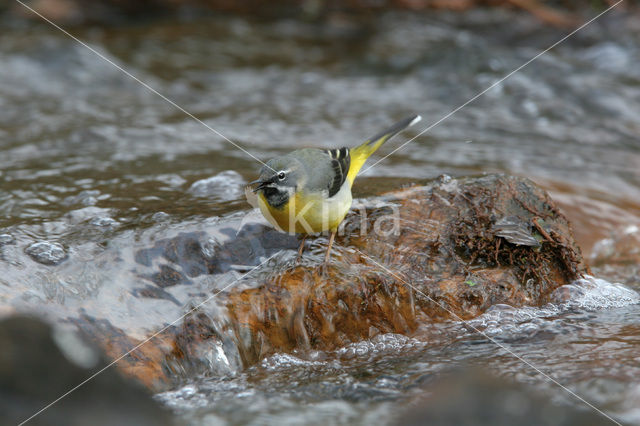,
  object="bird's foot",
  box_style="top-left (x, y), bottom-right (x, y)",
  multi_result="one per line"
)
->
top-left (320, 262), bottom-right (329, 277)
top-left (295, 235), bottom-right (307, 264)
